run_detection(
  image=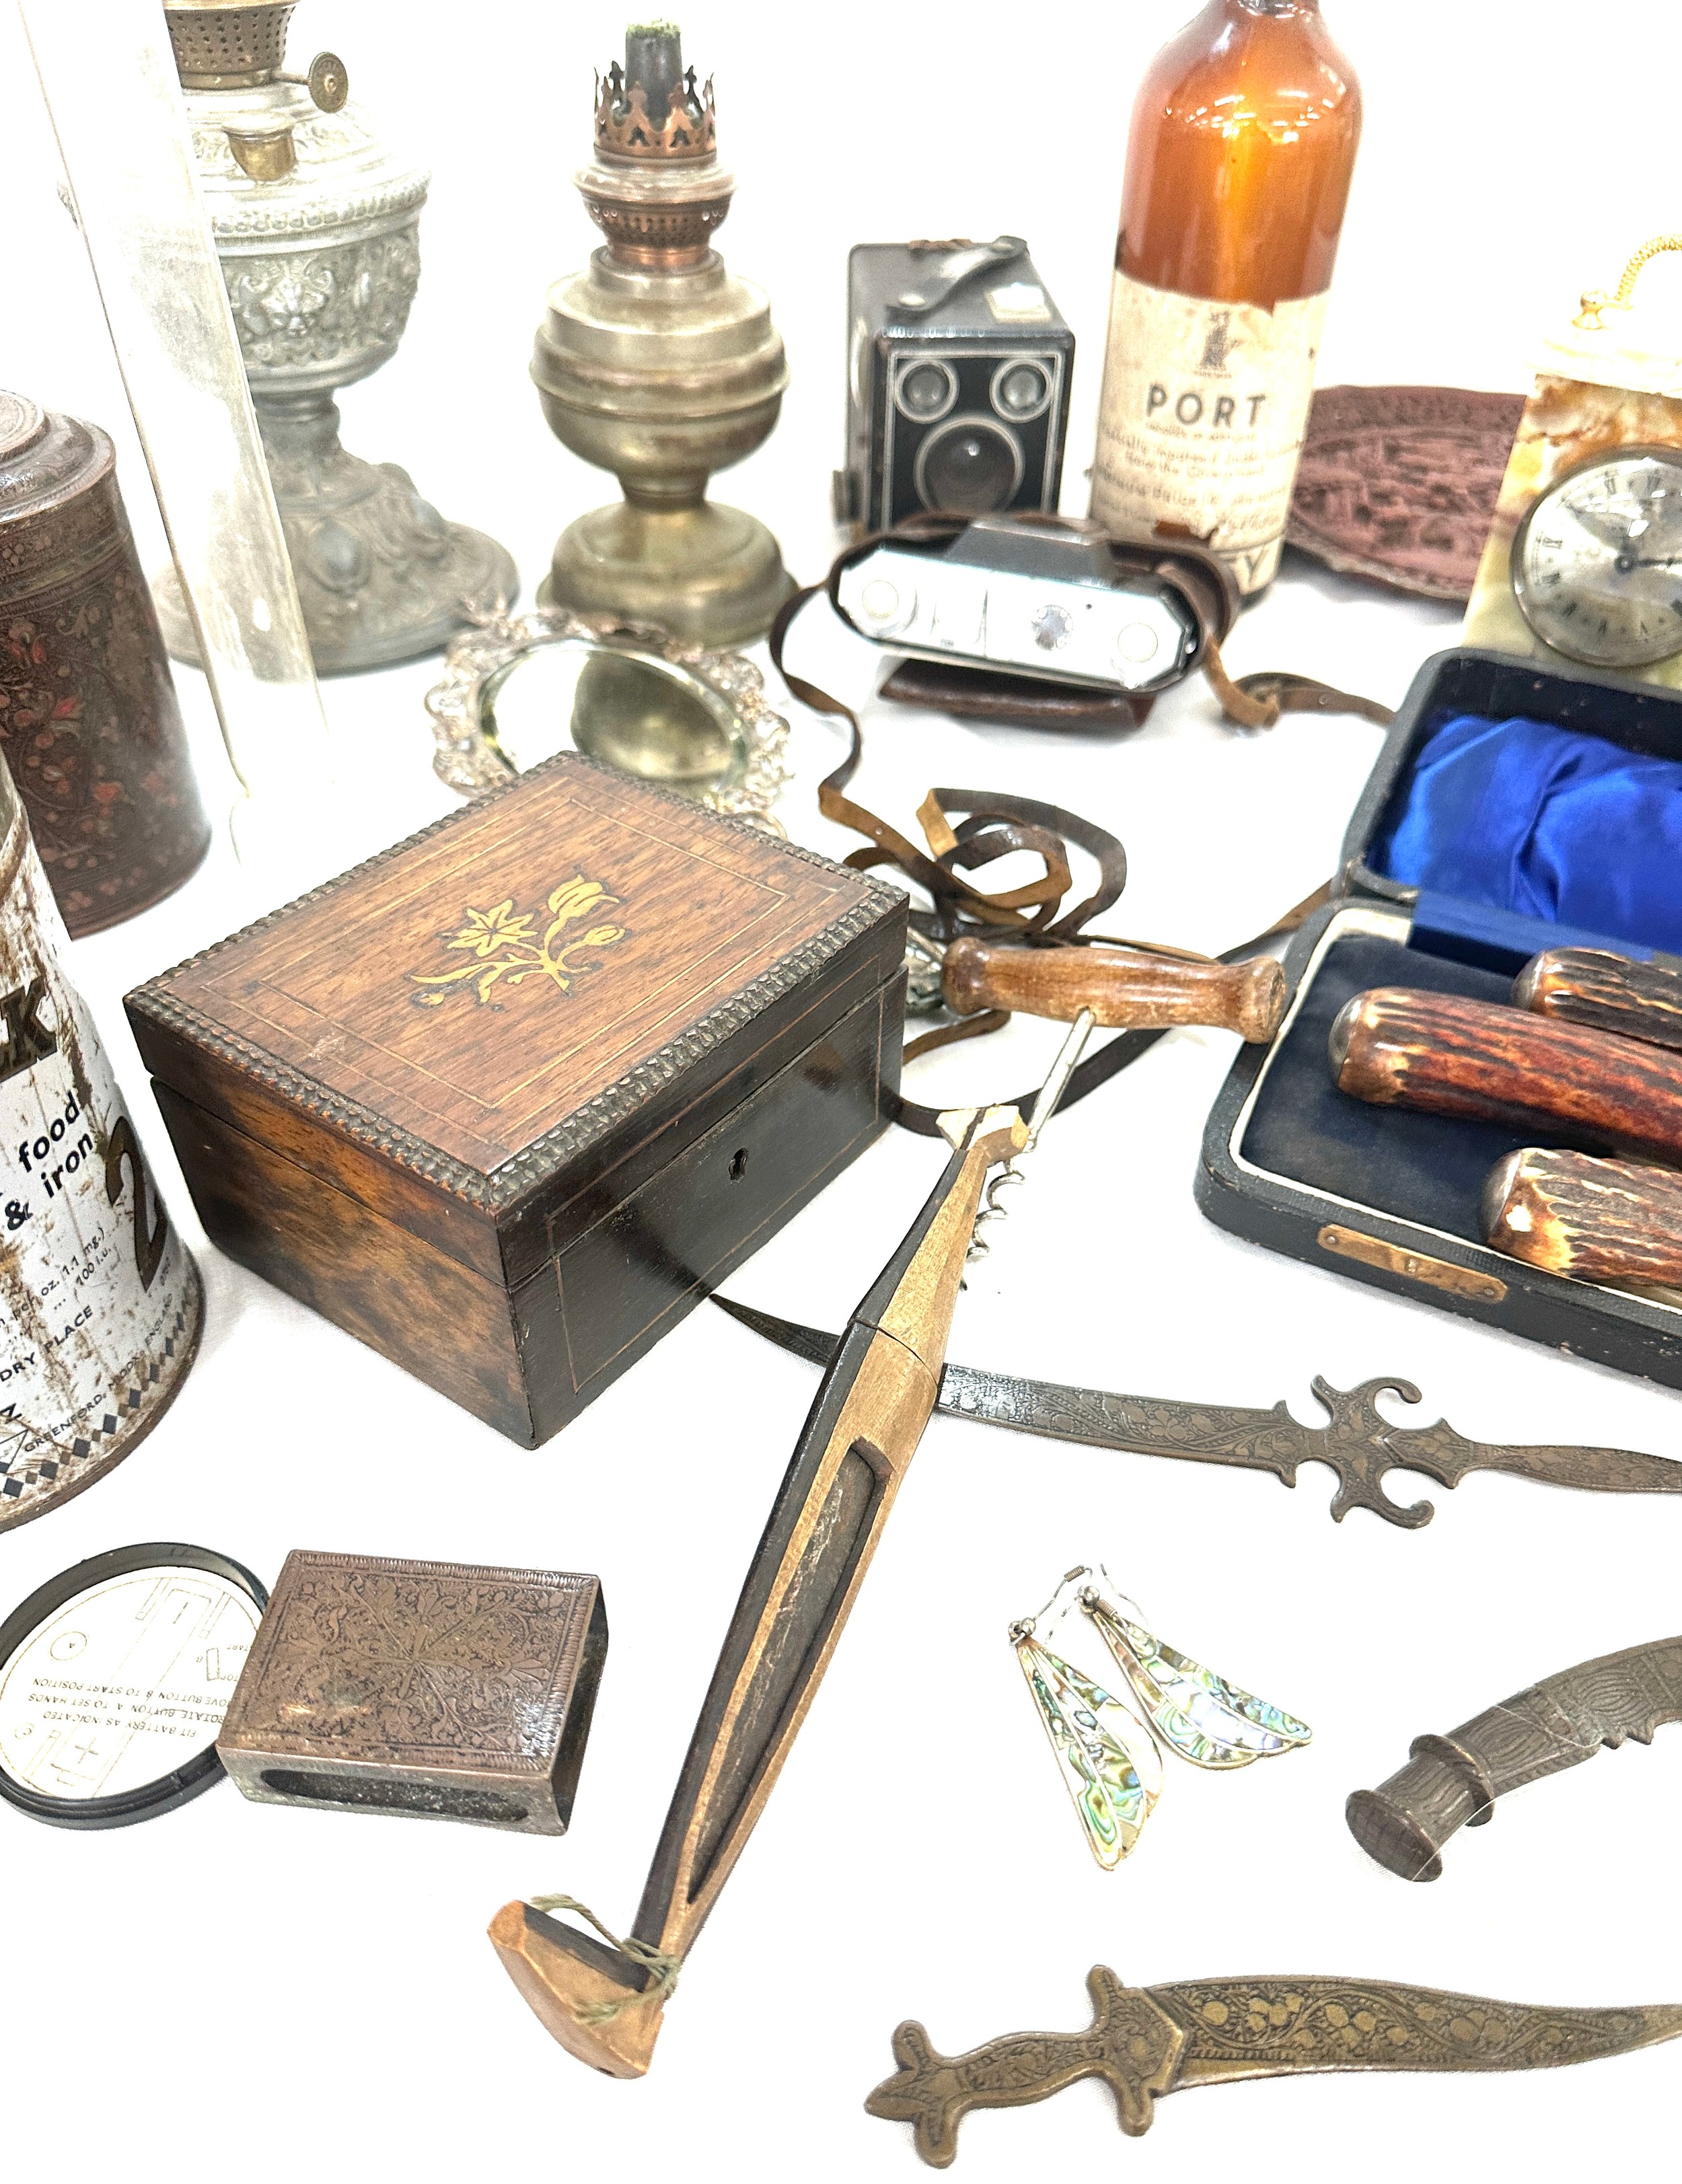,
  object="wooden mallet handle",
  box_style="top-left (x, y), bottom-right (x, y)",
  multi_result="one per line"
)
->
top-left (1329, 986), bottom-right (1682, 1165)
top-left (943, 937), bottom-right (1285, 1040)
top-left (1514, 947), bottom-right (1682, 1054)
top-left (1484, 1146), bottom-right (1682, 1288)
